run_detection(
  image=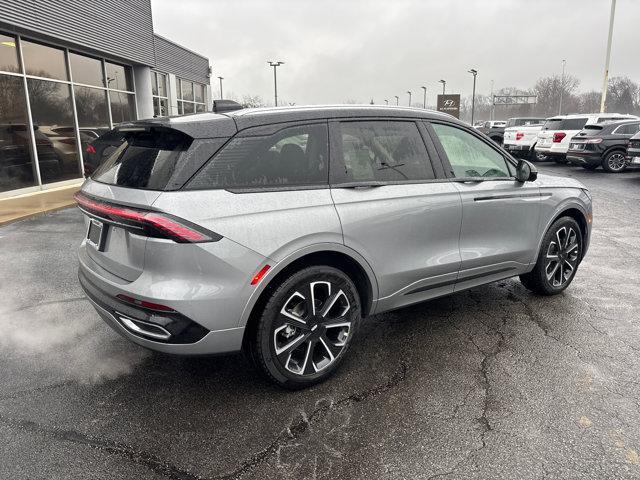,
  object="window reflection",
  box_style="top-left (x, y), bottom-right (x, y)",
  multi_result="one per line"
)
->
top-left (0, 74), bottom-right (36, 192)
top-left (180, 79), bottom-right (194, 101)
top-left (194, 84), bottom-right (204, 103)
top-left (21, 40), bottom-right (68, 80)
top-left (0, 33), bottom-right (20, 73)
top-left (74, 86), bottom-right (110, 171)
top-left (105, 62), bottom-right (133, 91)
top-left (110, 91), bottom-right (136, 123)
top-left (27, 78), bottom-right (80, 183)
top-left (70, 52), bottom-right (104, 87)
